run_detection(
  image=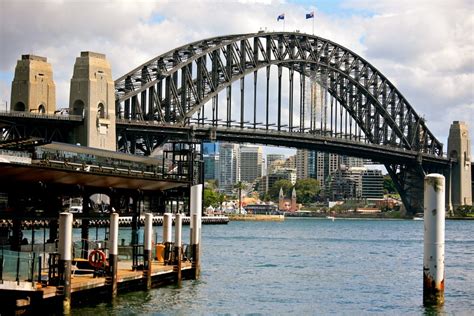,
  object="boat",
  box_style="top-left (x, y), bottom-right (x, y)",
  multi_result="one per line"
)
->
top-left (413, 213), bottom-right (424, 220)
top-left (326, 216), bottom-right (335, 221)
